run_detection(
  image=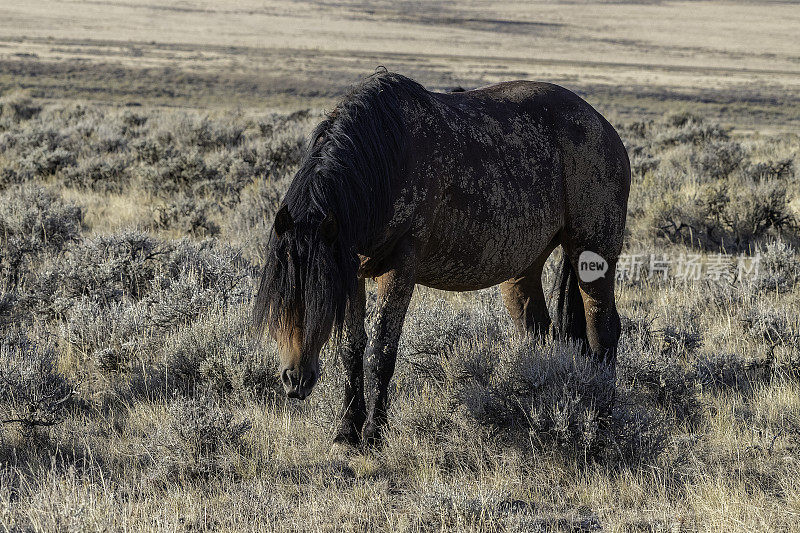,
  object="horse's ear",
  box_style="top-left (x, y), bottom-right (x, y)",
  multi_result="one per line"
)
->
top-left (320, 212), bottom-right (338, 245)
top-left (274, 205), bottom-right (293, 237)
